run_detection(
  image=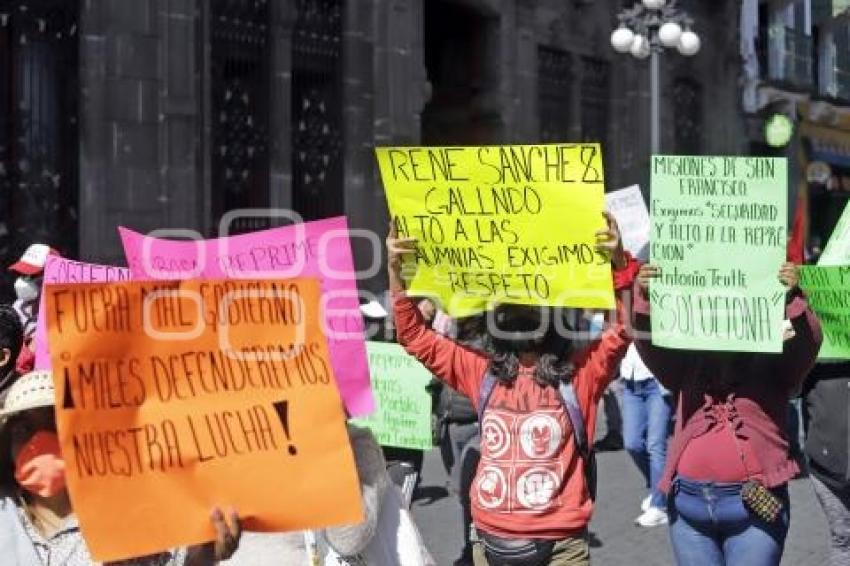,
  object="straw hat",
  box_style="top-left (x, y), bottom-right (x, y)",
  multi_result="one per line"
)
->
top-left (0, 371), bottom-right (55, 420)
